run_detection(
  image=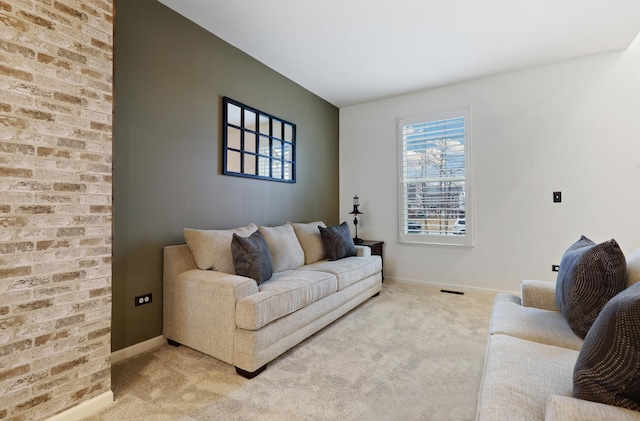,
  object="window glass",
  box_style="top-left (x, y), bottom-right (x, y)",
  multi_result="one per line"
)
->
top-left (398, 106), bottom-right (472, 246)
